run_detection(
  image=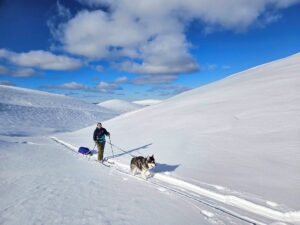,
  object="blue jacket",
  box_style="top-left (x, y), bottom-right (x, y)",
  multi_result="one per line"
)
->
top-left (93, 127), bottom-right (110, 143)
